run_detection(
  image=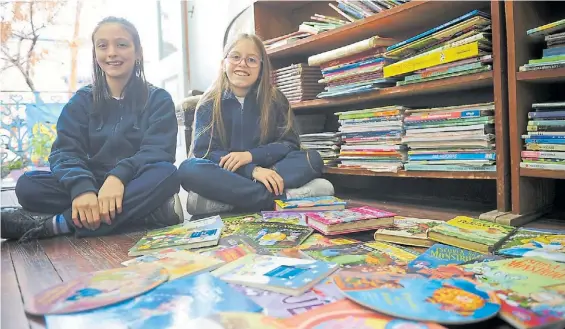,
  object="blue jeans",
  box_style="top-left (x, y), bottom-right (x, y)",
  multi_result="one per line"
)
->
top-left (178, 150), bottom-right (324, 211)
top-left (15, 162), bottom-right (180, 237)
